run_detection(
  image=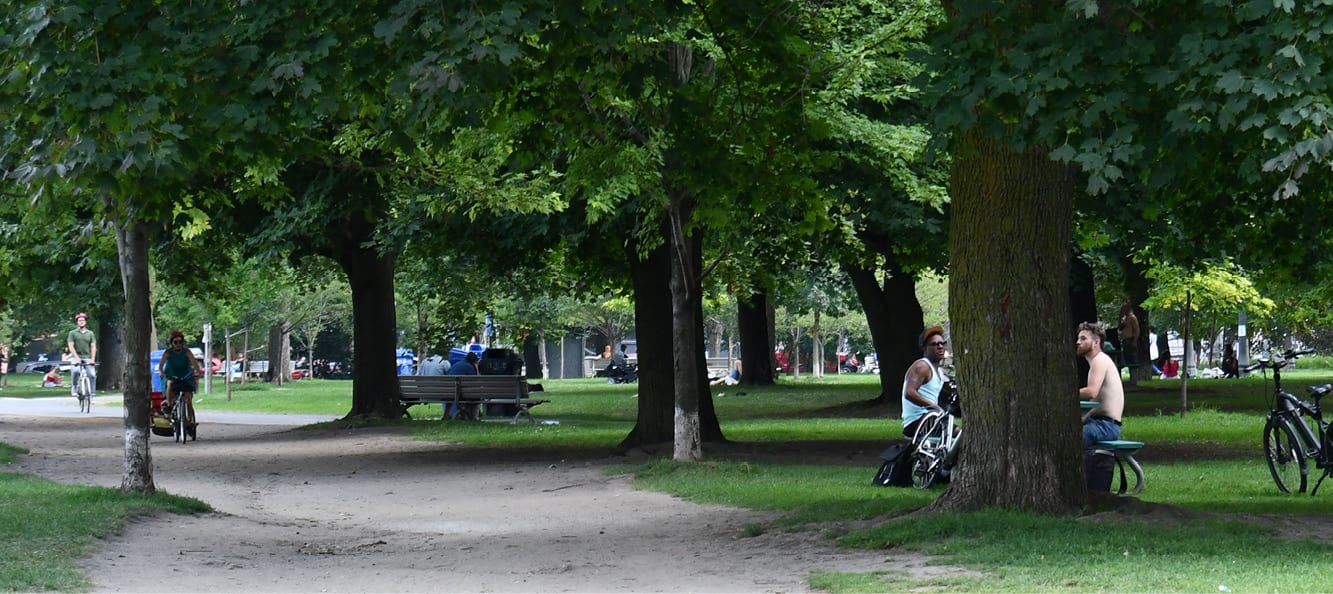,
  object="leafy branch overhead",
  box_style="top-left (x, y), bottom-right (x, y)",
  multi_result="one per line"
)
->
top-left (929, 1), bottom-right (1333, 197)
